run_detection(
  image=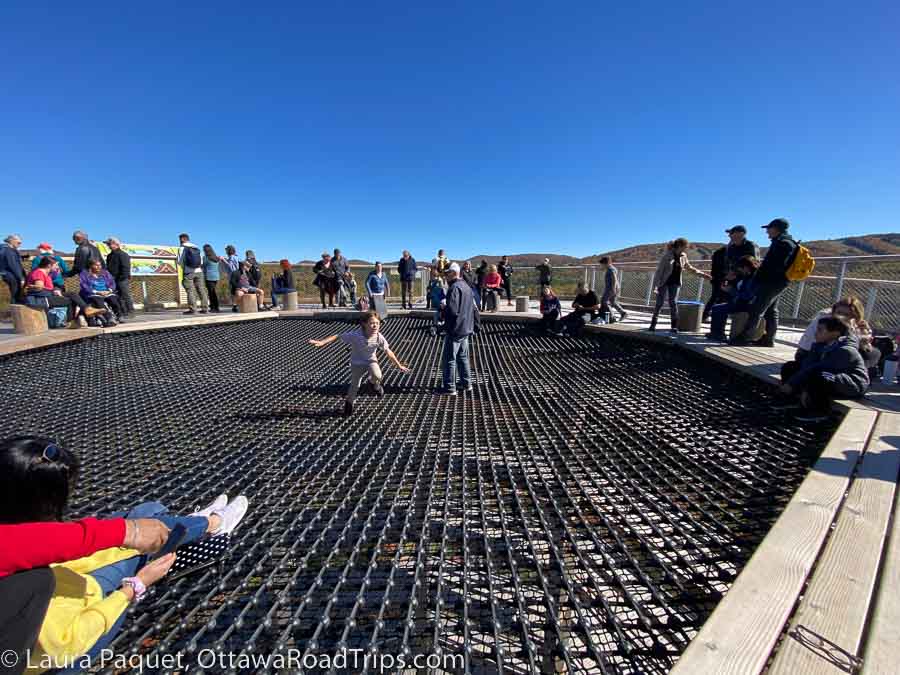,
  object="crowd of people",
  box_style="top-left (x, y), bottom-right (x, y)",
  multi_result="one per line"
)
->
top-left (2, 220), bottom-right (893, 421)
